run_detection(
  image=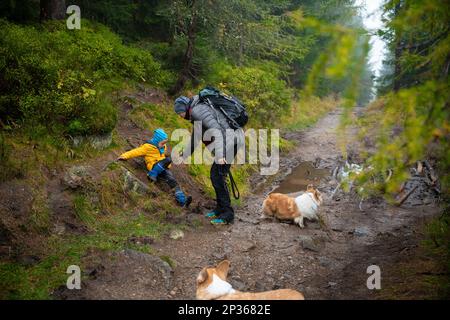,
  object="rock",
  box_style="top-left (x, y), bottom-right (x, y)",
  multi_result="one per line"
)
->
top-left (123, 249), bottom-right (173, 289)
top-left (331, 226), bottom-right (343, 232)
top-left (327, 281), bottom-right (337, 287)
top-left (85, 264), bottom-right (106, 279)
top-left (298, 235), bottom-right (323, 252)
top-left (121, 167), bottom-right (150, 195)
top-left (318, 256), bottom-right (332, 267)
top-left (0, 245), bottom-right (11, 257)
top-left (0, 221), bottom-right (13, 245)
top-left (127, 236), bottom-right (155, 245)
top-left (255, 282), bottom-right (267, 292)
top-left (212, 252), bottom-right (227, 261)
top-left (72, 132), bottom-right (112, 150)
top-left (258, 224), bottom-right (273, 231)
top-left (169, 229), bottom-right (184, 240)
top-left (186, 214), bottom-right (201, 226)
top-left (53, 223), bottom-right (66, 235)
top-left (17, 255), bottom-right (41, 266)
top-left (0, 182), bottom-right (33, 218)
top-left (230, 278), bottom-right (247, 291)
top-left (90, 133), bottom-right (113, 150)
top-left (308, 221), bottom-right (321, 230)
top-left (62, 165), bottom-right (95, 189)
top-left (353, 227), bottom-right (370, 237)
top-left (241, 241), bottom-right (256, 252)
